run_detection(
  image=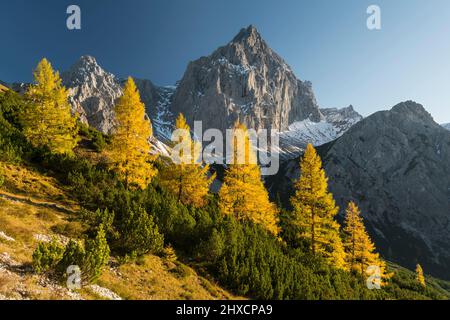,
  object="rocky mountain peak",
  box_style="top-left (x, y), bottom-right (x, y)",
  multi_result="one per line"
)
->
top-left (77, 55), bottom-right (98, 67)
top-left (62, 55), bottom-right (118, 87)
top-left (62, 56), bottom-right (123, 133)
top-left (170, 25), bottom-right (323, 135)
top-left (390, 101), bottom-right (435, 125)
top-left (216, 25), bottom-right (290, 75)
top-left (321, 105), bottom-right (362, 123)
top-left (231, 25), bottom-right (265, 48)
